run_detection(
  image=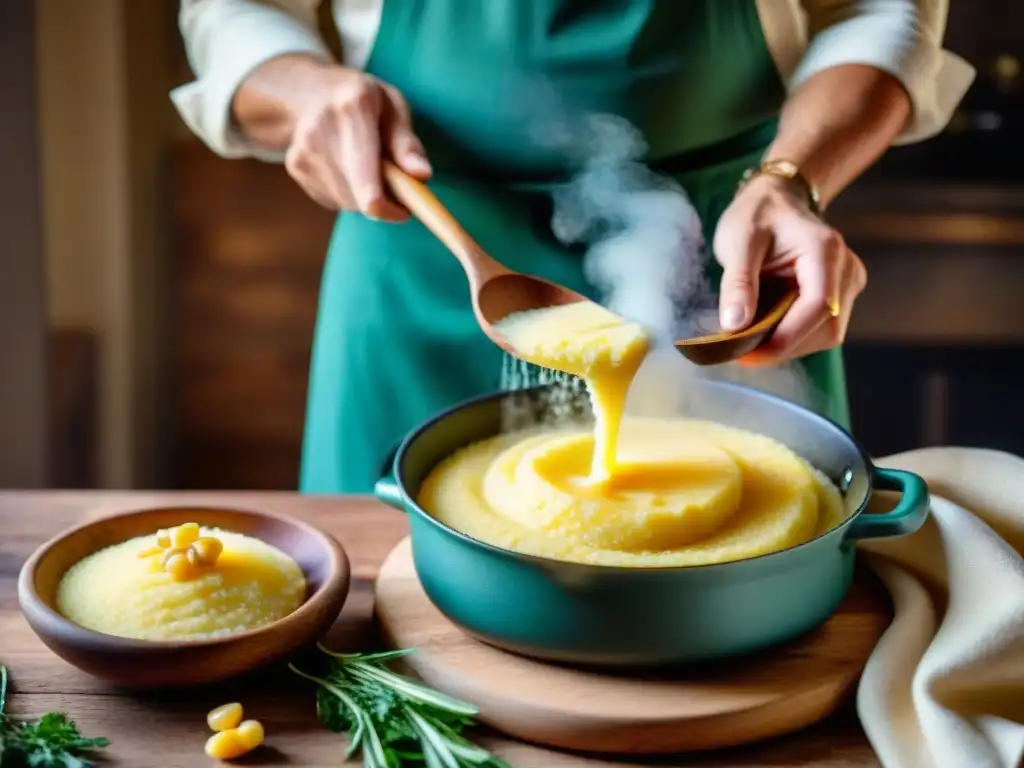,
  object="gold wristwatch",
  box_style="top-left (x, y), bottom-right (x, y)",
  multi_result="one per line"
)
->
top-left (738, 159), bottom-right (822, 216)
